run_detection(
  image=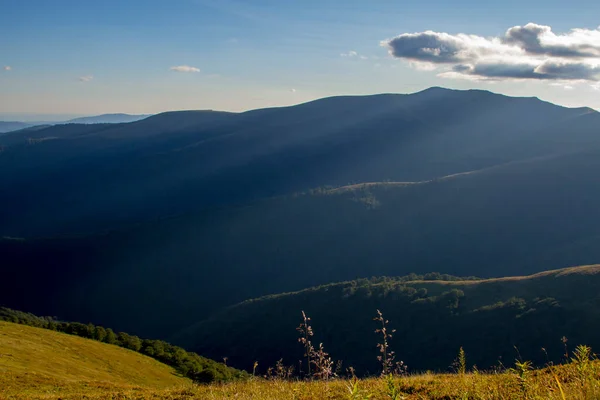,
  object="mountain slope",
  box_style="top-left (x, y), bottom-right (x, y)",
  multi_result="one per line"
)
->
top-left (0, 321), bottom-right (190, 397)
top-left (2, 88), bottom-right (600, 339)
top-left (3, 146), bottom-right (600, 339)
top-left (1, 88), bottom-right (598, 236)
top-left (175, 265), bottom-right (600, 375)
